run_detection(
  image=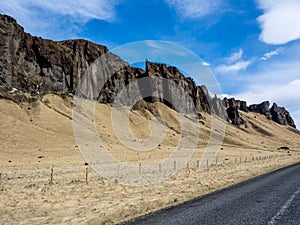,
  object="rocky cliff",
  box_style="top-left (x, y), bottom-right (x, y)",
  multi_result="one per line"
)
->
top-left (270, 103), bottom-right (296, 128)
top-left (0, 14), bottom-right (131, 96)
top-left (0, 14), bottom-right (296, 128)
